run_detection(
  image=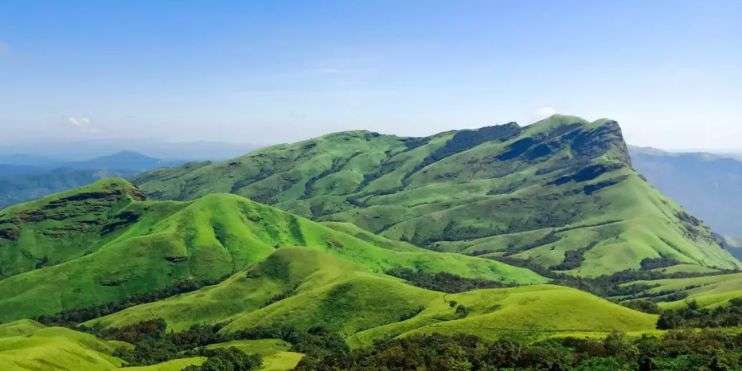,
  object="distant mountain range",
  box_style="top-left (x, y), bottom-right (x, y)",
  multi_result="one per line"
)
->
top-left (630, 146), bottom-right (742, 258)
top-left (0, 151), bottom-right (182, 208)
top-left (0, 139), bottom-right (262, 162)
top-left (0, 138), bottom-right (264, 208)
